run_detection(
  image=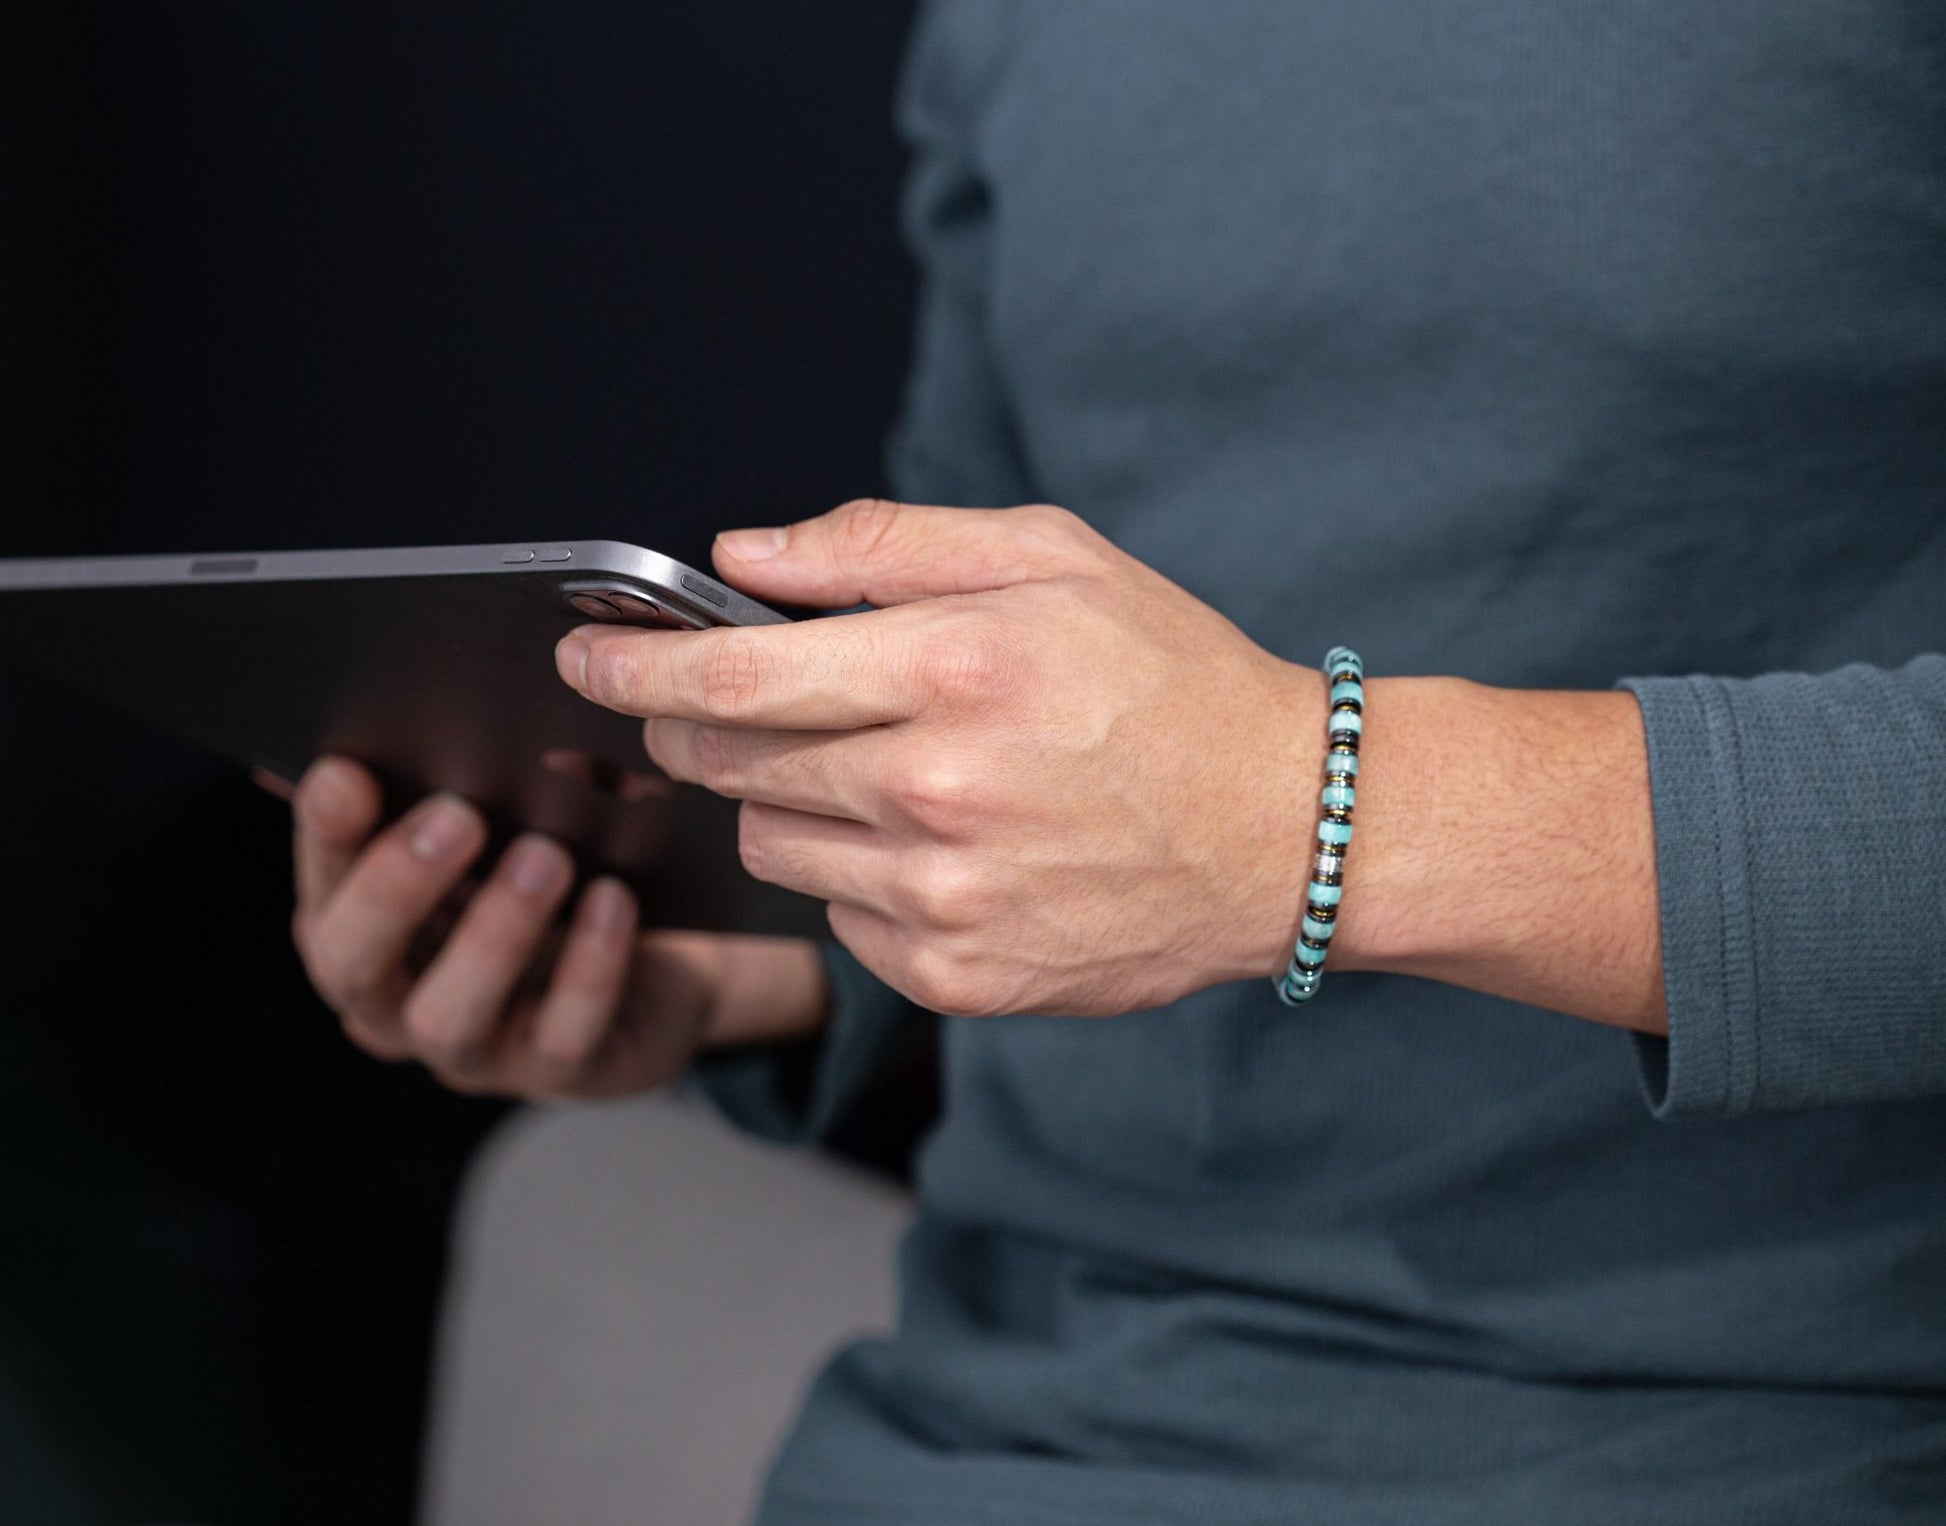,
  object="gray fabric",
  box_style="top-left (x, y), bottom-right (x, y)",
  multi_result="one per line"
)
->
top-left (704, 3), bottom-right (1946, 1522)
top-left (694, 945), bottom-right (922, 1147)
top-left (419, 1094), bottom-right (909, 1526)
top-left (1624, 660), bottom-right (1946, 1116)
